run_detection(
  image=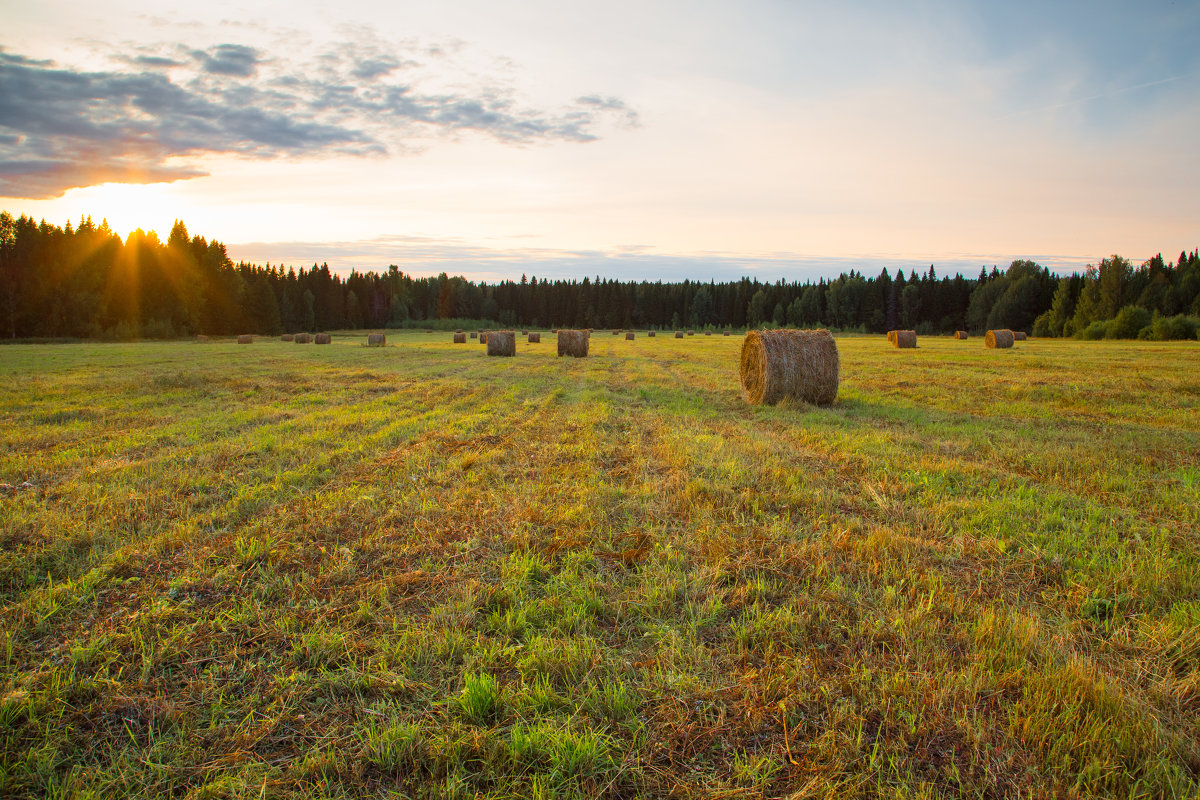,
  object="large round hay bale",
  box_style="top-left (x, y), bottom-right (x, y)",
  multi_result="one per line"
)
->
top-left (674, 331), bottom-right (684, 338)
top-left (890, 330), bottom-right (917, 348)
top-left (367, 333), bottom-right (386, 347)
top-left (470, 331), bottom-right (478, 339)
top-left (456, 328), bottom-right (464, 333)
top-left (625, 332), bottom-right (635, 340)
top-left (453, 332), bottom-right (467, 343)
top-left (612, 329), bottom-right (621, 336)
top-left (740, 329), bottom-right (839, 406)
top-left (985, 329), bottom-right (1015, 348)
top-left (648, 330), bottom-right (656, 338)
top-left (281, 333), bottom-right (294, 342)
top-left (521, 329), bottom-right (529, 335)
top-left (295, 333), bottom-right (312, 344)
top-left (487, 330), bottom-right (516, 356)
top-left (704, 331), bottom-right (711, 336)
top-left (723, 331), bottom-right (730, 336)
top-left (1013, 331), bottom-right (1028, 341)
top-left (954, 331), bottom-right (968, 340)
top-left (237, 334), bottom-right (253, 344)
top-left (687, 330), bottom-right (695, 336)
top-left (557, 329), bottom-right (590, 357)
top-left (528, 332), bottom-right (541, 343)
top-left (315, 333), bottom-right (331, 345)
top-left (196, 334), bottom-right (209, 343)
